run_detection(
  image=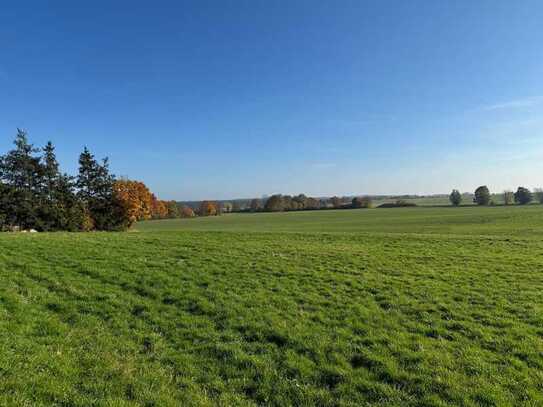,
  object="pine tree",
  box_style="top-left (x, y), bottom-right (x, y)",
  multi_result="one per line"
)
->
top-left (77, 147), bottom-right (126, 230)
top-left (0, 182), bottom-right (17, 230)
top-left (0, 130), bottom-right (149, 232)
top-left (42, 141), bottom-right (60, 197)
top-left (0, 129), bottom-right (45, 230)
top-left (37, 141), bottom-right (84, 231)
top-left (77, 147), bottom-right (98, 202)
top-left (38, 141), bottom-right (60, 230)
